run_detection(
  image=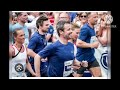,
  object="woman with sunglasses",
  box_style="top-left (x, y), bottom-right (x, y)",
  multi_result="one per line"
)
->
top-left (78, 12), bottom-right (89, 29)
